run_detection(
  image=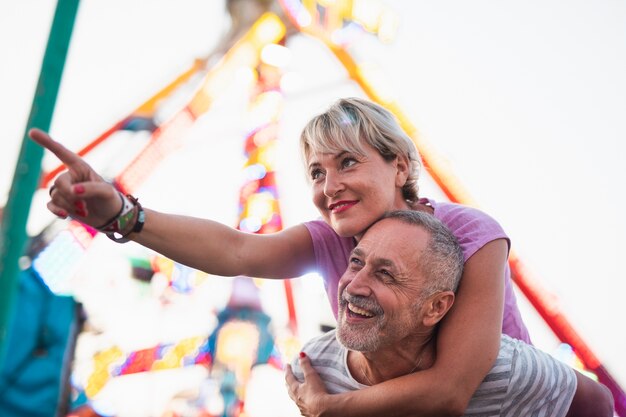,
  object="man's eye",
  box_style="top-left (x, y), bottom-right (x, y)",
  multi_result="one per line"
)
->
top-left (379, 269), bottom-right (393, 278)
top-left (349, 257), bottom-right (363, 266)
